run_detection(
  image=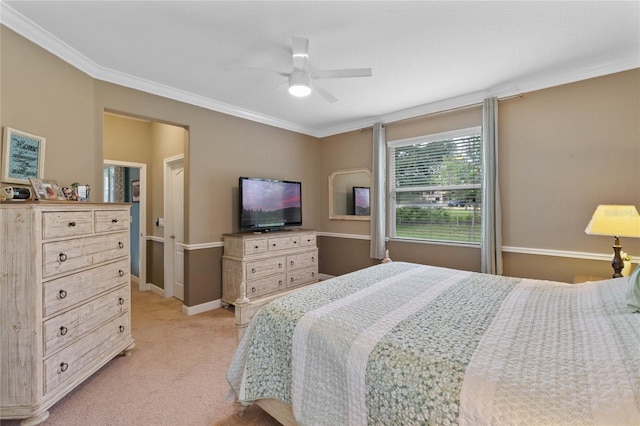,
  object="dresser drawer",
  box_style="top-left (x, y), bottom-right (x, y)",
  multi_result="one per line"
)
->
top-left (94, 210), bottom-right (129, 233)
top-left (43, 313), bottom-right (130, 394)
top-left (246, 256), bottom-right (286, 280)
top-left (43, 232), bottom-right (129, 277)
top-left (43, 286), bottom-right (129, 357)
top-left (287, 266), bottom-right (317, 289)
top-left (42, 211), bottom-right (93, 239)
top-left (300, 234), bottom-right (316, 247)
top-left (267, 235), bottom-right (300, 252)
top-left (244, 238), bottom-right (267, 255)
top-left (246, 274), bottom-right (286, 298)
top-left (287, 250), bottom-right (317, 271)
top-left (43, 259), bottom-right (130, 317)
